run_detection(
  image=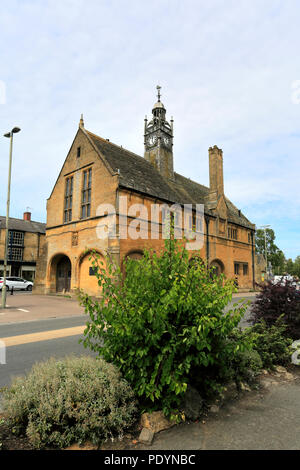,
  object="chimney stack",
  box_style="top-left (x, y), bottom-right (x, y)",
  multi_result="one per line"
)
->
top-left (23, 211), bottom-right (31, 221)
top-left (209, 145), bottom-right (224, 196)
